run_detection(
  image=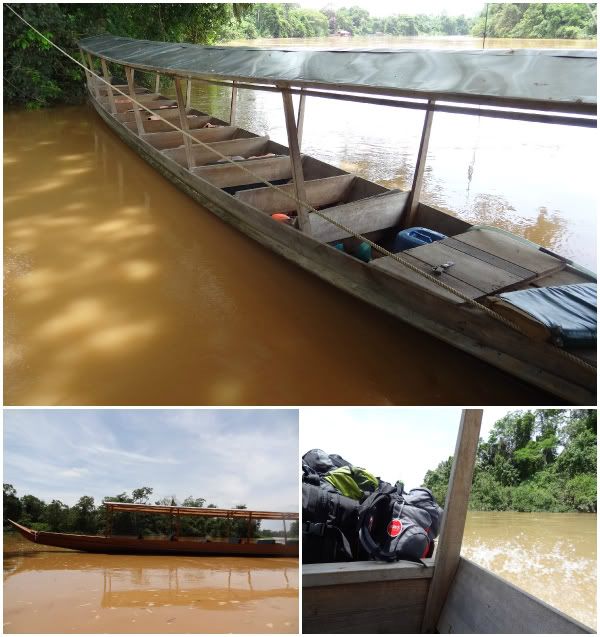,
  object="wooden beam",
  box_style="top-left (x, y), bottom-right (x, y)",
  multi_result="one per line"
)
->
top-left (125, 66), bottom-right (145, 136)
top-left (79, 48), bottom-right (92, 93)
top-left (282, 518), bottom-right (288, 544)
top-left (100, 58), bottom-right (116, 115)
top-left (229, 80), bottom-right (238, 125)
top-left (405, 99), bottom-right (434, 228)
top-left (281, 88), bottom-right (311, 233)
top-left (174, 76), bottom-right (194, 170)
top-left (421, 408), bottom-right (482, 633)
top-left (246, 513), bottom-right (253, 544)
top-left (296, 90), bottom-right (306, 149)
top-left (186, 78), bottom-right (192, 109)
top-left (86, 53), bottom-right (101, 100)
top-left (155, 72), bottom-right (160, 94)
